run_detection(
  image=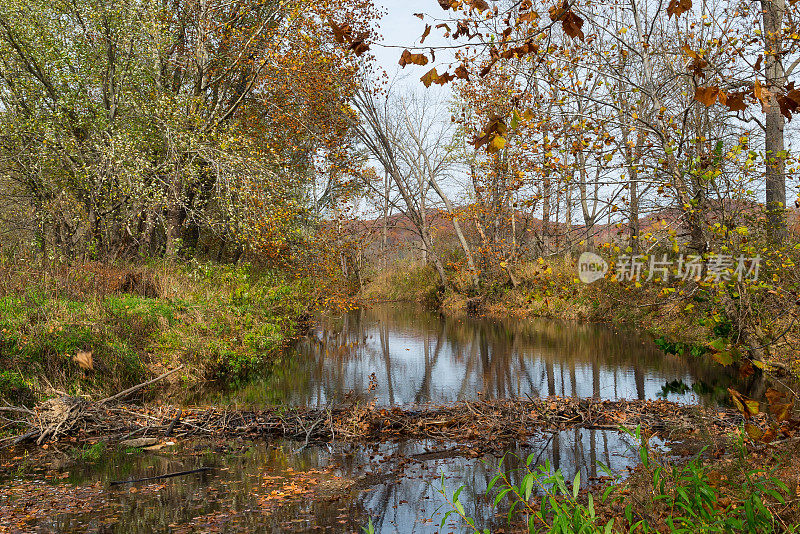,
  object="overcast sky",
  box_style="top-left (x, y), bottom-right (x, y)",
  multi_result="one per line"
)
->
top-left (370, 0), bottom-right (457, 96)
